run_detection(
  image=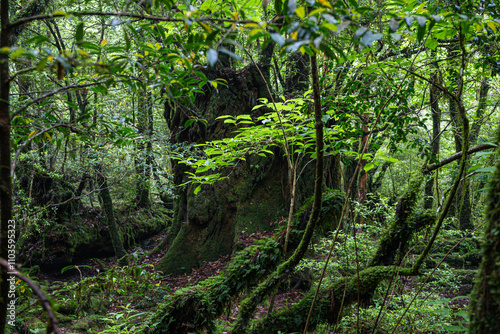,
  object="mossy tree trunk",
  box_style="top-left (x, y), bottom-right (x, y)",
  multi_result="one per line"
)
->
top-left (424, 52), bottom-right (442, 210)
top-left (134, 85), bottom-right (153, 209)
top-left (447, 41), bottom-right (474, 230)
top-left (95, 164), bottom-right (128, 266)
top-left (157, 41), bottom-right (326, 275)
top-left (469, 124), bottom-right (500, 333)
top-left (144, 159), bottom-right (435, 333)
